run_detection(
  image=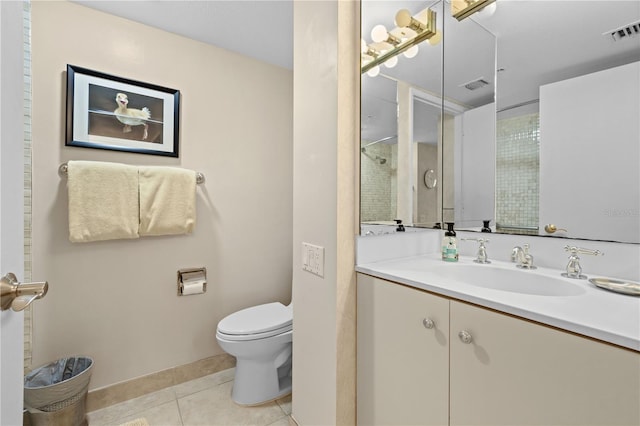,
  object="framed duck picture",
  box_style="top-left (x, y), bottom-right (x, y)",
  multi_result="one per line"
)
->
top-left (65, 65), bottom-right (180, 157)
